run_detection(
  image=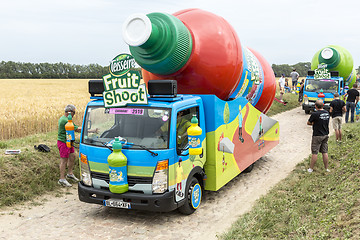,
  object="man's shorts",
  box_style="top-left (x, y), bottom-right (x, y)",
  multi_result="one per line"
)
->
top-left (332, 116), bottom-right (342, 130)
top-left (57, 140), bottom-right (74, 158)
top-left (311, 135), bottom-right (329, 154)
